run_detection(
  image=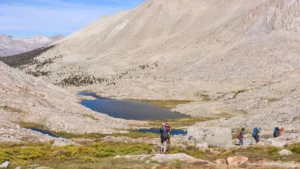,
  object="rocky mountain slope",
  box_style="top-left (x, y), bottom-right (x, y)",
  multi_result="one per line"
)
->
top-left (7, 0), bottom-right (300, 128)
top-left (0, 61), bottom-right (141, 142)
top-left (0, 35), bottom-right (64, 57)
